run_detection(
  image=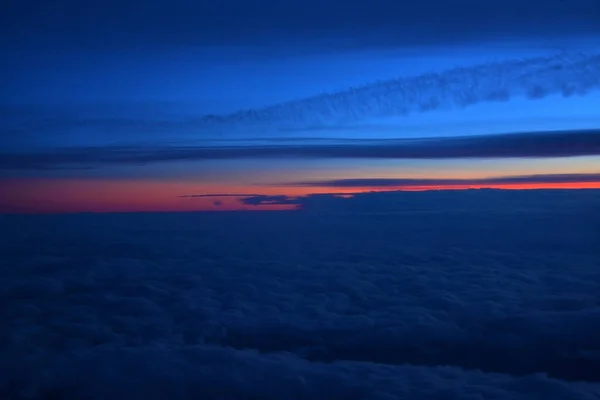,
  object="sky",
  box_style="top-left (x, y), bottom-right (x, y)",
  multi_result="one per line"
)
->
top-left (1, 0), bottom-right (600, 213)
top-left (2, 2), bottom-right (600, 396)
